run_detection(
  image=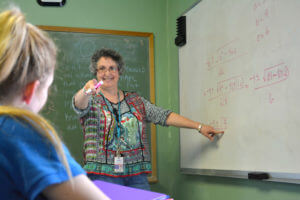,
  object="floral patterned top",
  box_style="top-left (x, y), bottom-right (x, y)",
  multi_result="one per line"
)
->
top-left (72, 91), bottom-right (171, 177)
